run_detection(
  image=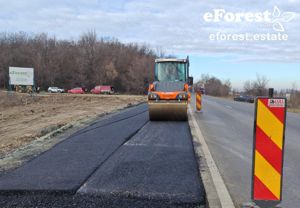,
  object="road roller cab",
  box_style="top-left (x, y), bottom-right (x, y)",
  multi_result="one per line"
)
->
top-left (148, 57), bottom-right (193, 121)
